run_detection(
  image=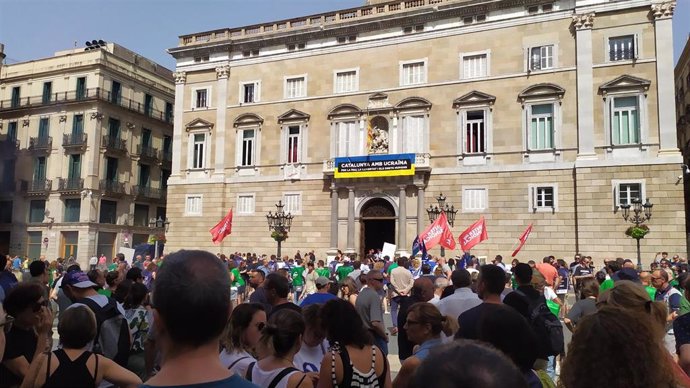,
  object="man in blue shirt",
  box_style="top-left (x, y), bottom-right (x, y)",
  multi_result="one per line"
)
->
top-left (654, 269), bottom-right (682, 355)
top-left (300, 277), bottom-right (337, 307)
